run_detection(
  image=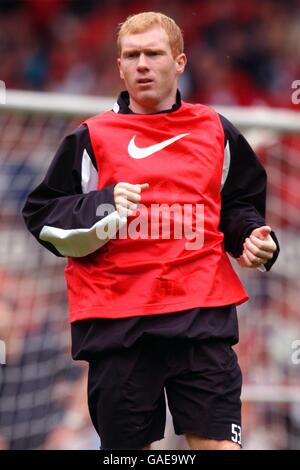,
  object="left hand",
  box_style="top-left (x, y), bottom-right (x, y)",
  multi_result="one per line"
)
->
top-left (238, 225), bottom-right (277, 268)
